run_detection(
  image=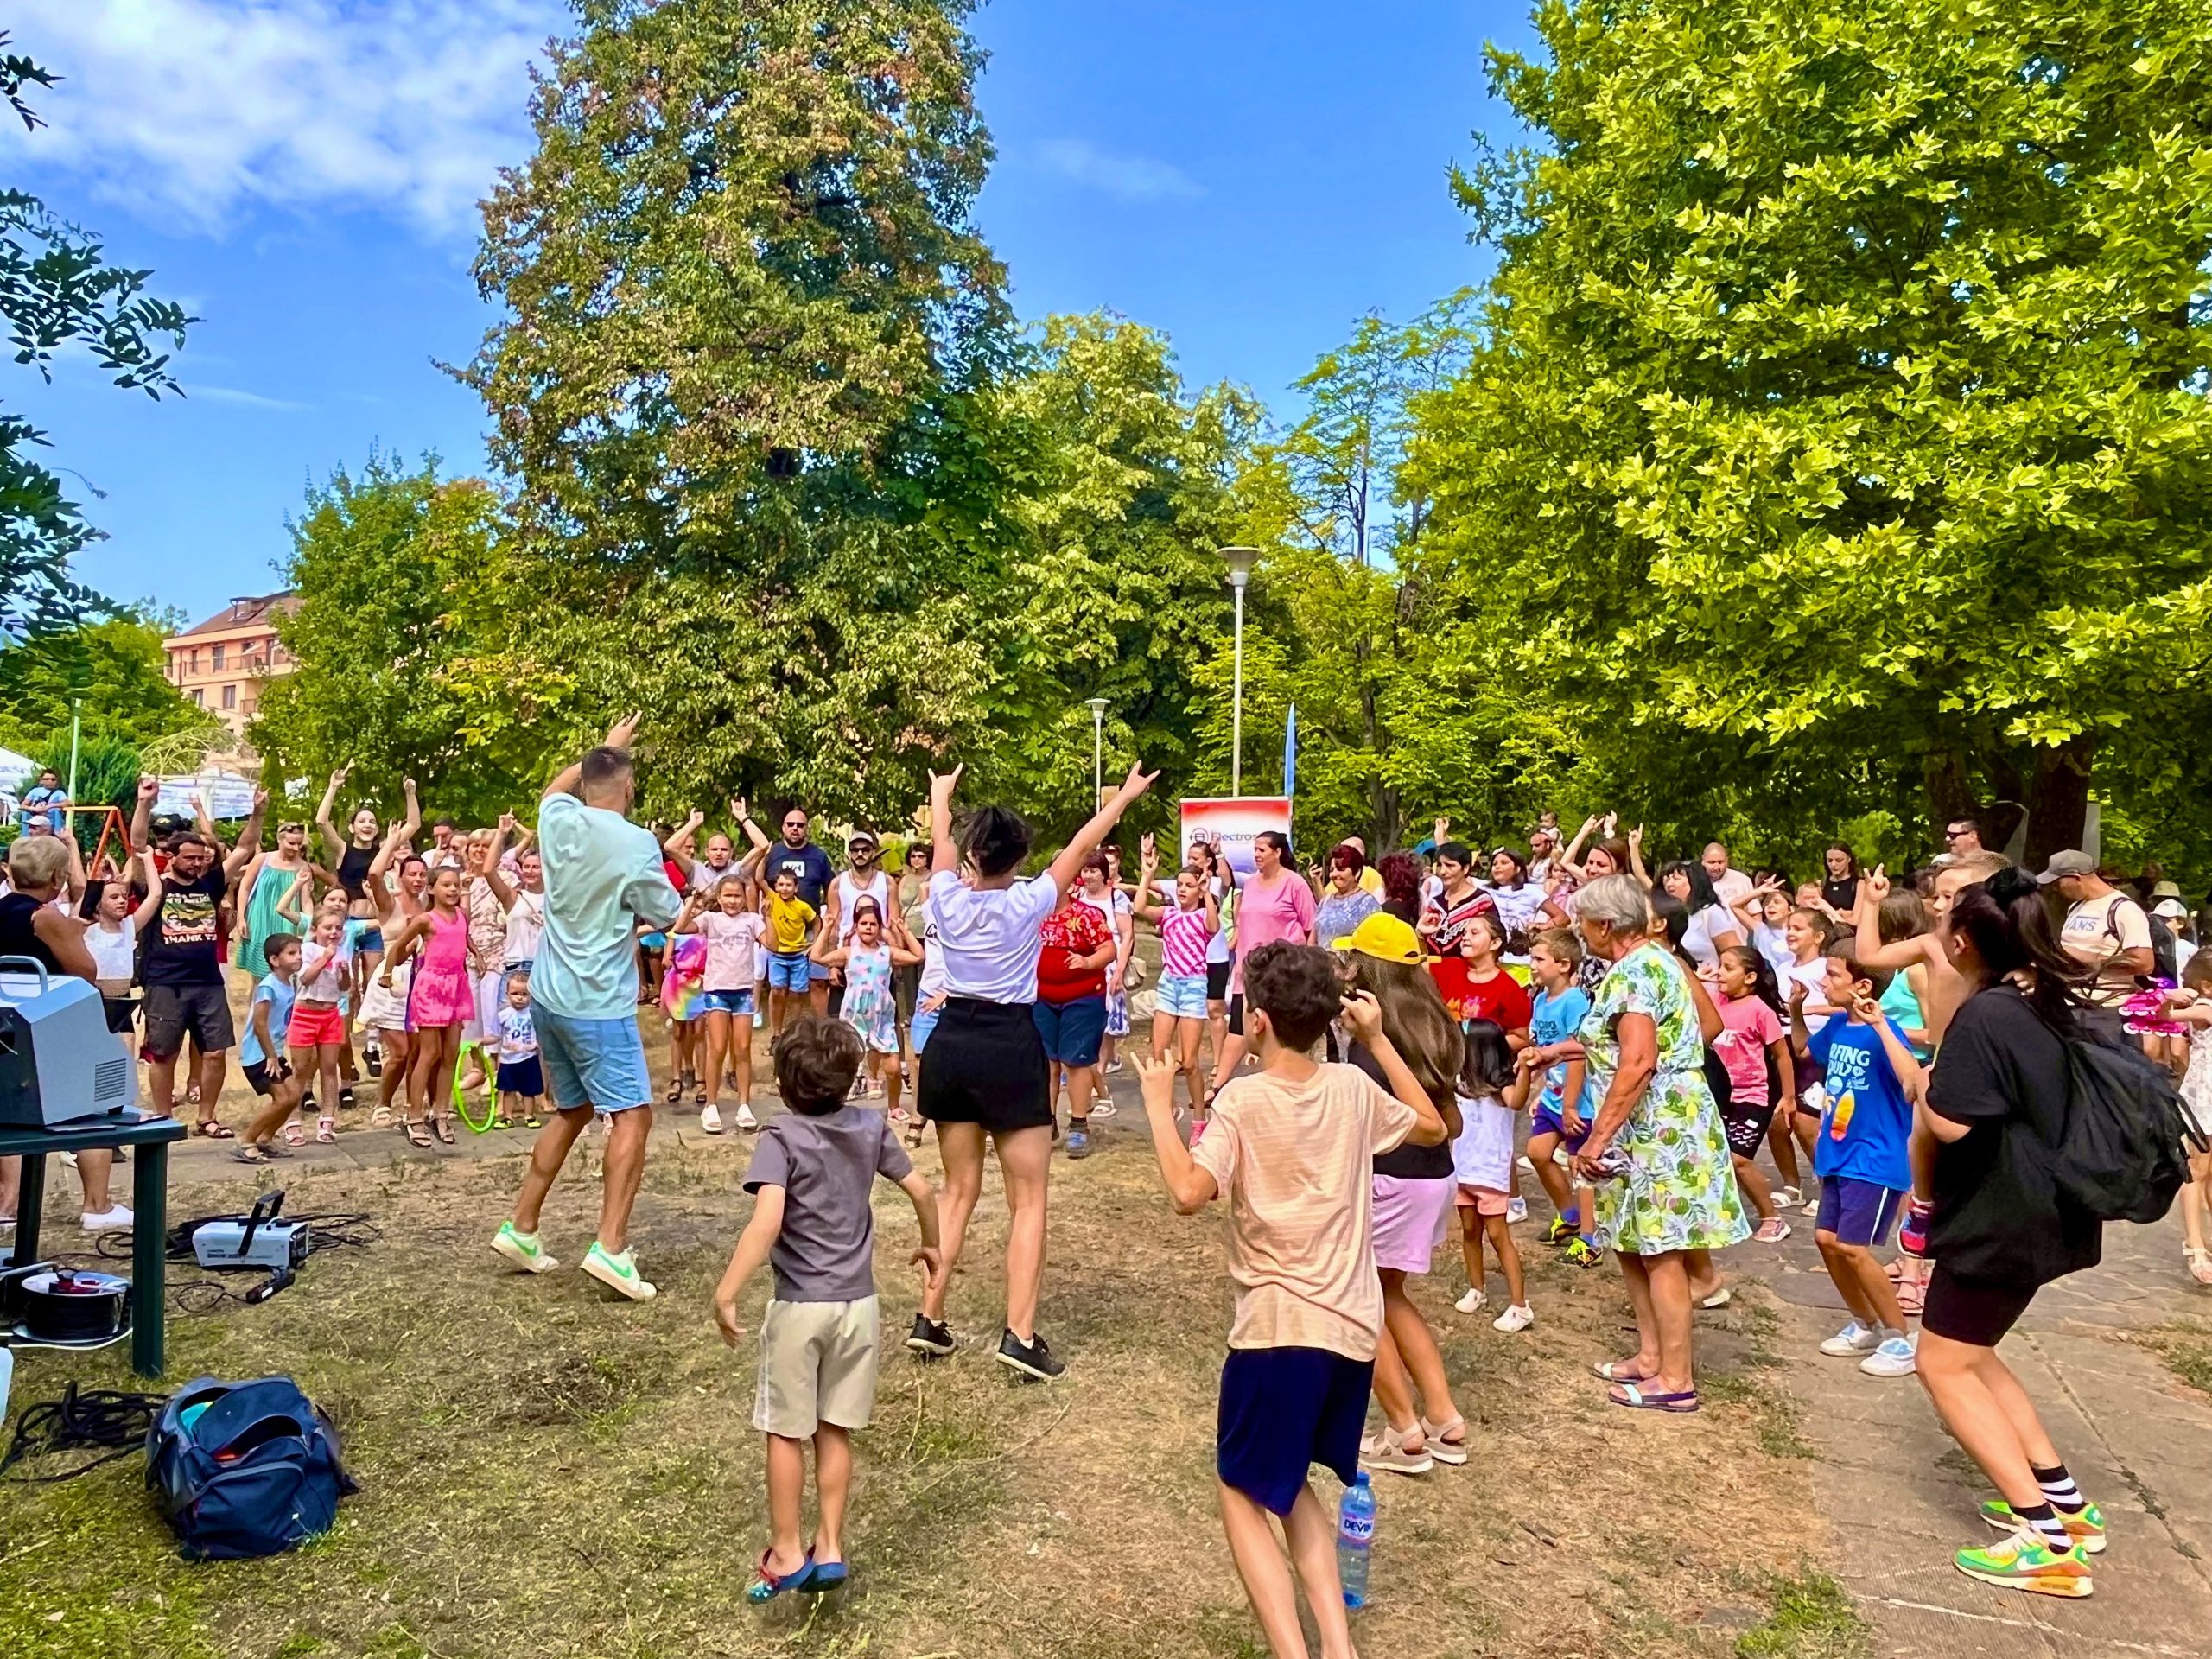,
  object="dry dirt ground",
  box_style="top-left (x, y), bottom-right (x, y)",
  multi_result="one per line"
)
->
top-left (1, 1011), bottom-right (1859, 1659)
